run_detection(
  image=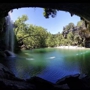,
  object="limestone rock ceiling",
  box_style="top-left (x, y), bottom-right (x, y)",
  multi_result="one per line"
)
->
top-left (0, 3), bottom-right (90, 22)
